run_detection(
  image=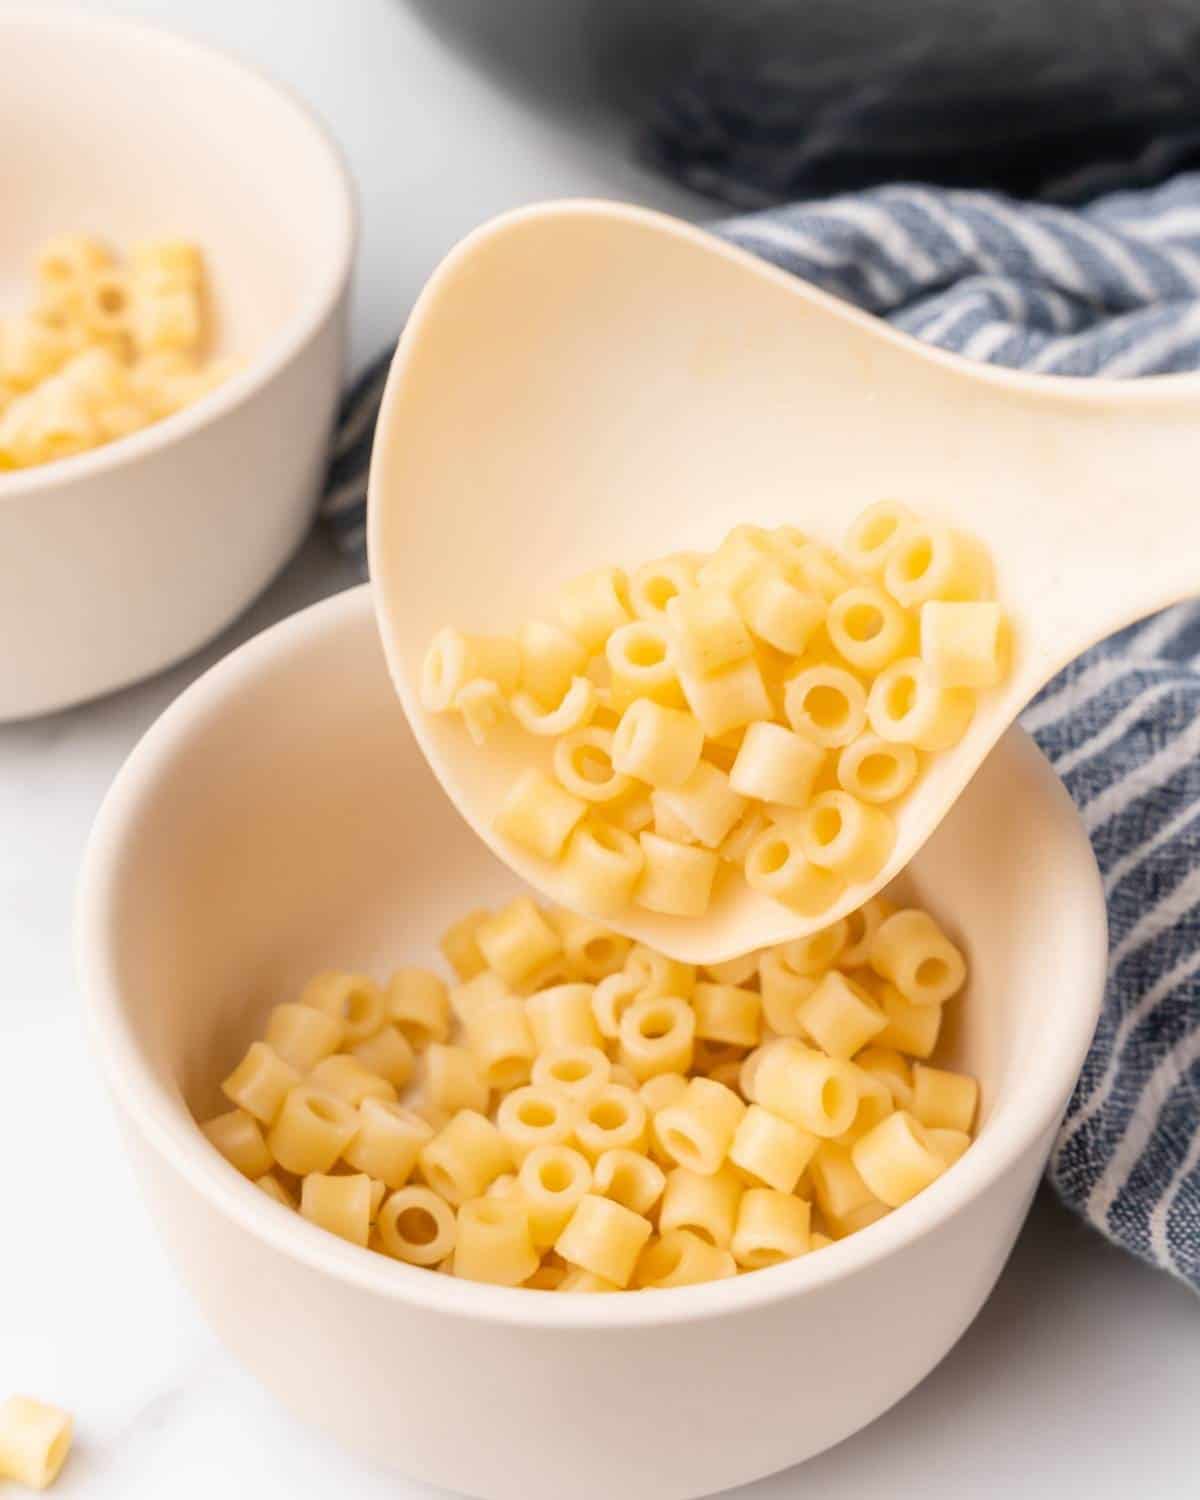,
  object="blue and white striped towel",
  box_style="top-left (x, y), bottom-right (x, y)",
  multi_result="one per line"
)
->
top-left (323, 174), bottom-right (1200, 1289)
